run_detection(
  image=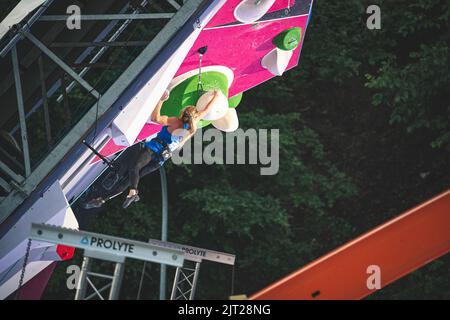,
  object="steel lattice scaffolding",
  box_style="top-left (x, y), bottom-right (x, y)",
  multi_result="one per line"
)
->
top-left (27, 223), bottom-right (235, 300)
top-left (0, 0), bottom-right (206, 223)
top-left (170, 260), bottom-right (201, 300)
